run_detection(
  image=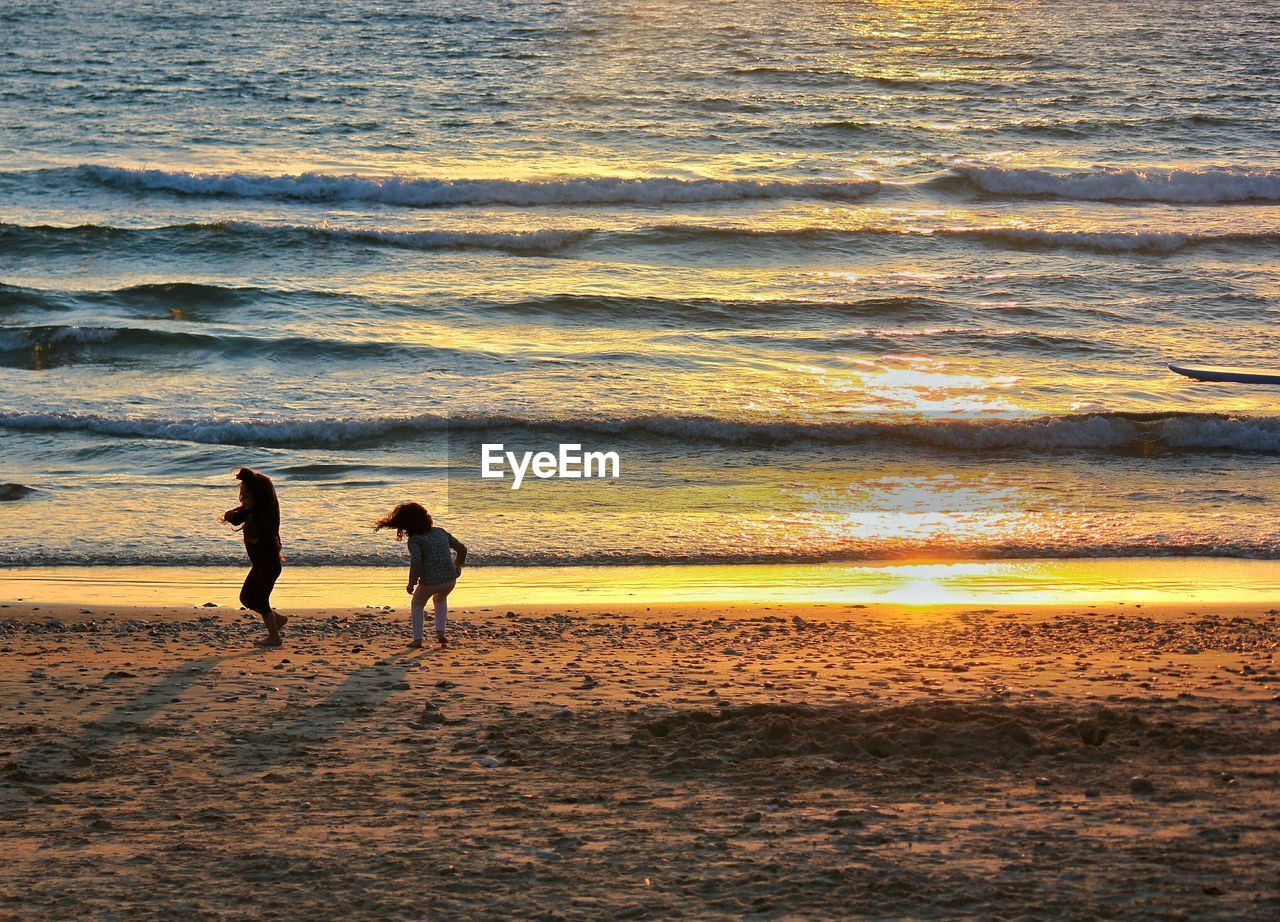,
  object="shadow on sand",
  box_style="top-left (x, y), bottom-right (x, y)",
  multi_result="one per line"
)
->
top-left (3, 653), bottom-right (251, 788)
top-left (222, 652), bottom-right (422, 770)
